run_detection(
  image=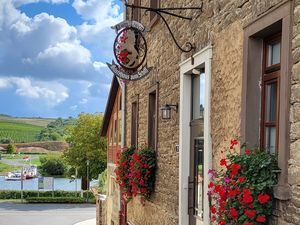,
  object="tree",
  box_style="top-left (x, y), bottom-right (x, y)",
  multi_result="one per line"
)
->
top-left (63, 113), bottom-right (107, 190)
top-left (40, 156), bottom-right (66, 176)
top-left (6, 143), bottom-right (16, 154)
